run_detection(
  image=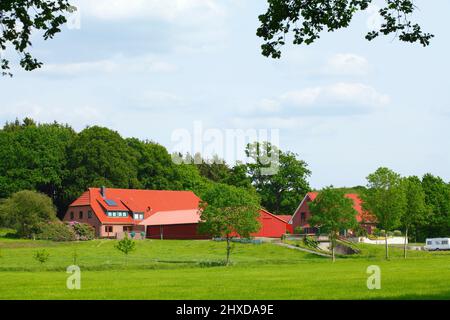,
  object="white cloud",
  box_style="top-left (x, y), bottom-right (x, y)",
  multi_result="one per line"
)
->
top-left (323, 53), bottom-right (370, 76)
top-left (238, 82), bottom-right (390, 118)
top-left (39, 55), bottom-right (177, 76)
top-left (281, 87), bottom-right (323, 106)
top-left (75, 0), bottom-right (225, 22)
